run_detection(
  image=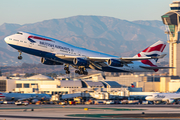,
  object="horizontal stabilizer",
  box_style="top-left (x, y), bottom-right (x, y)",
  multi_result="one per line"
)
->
top-left (140, 66), bottom-right (174, 69)
top-left (120, 54), bottom-right (166, 62)
top-left (156, 54), bottom-right (167, 59)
